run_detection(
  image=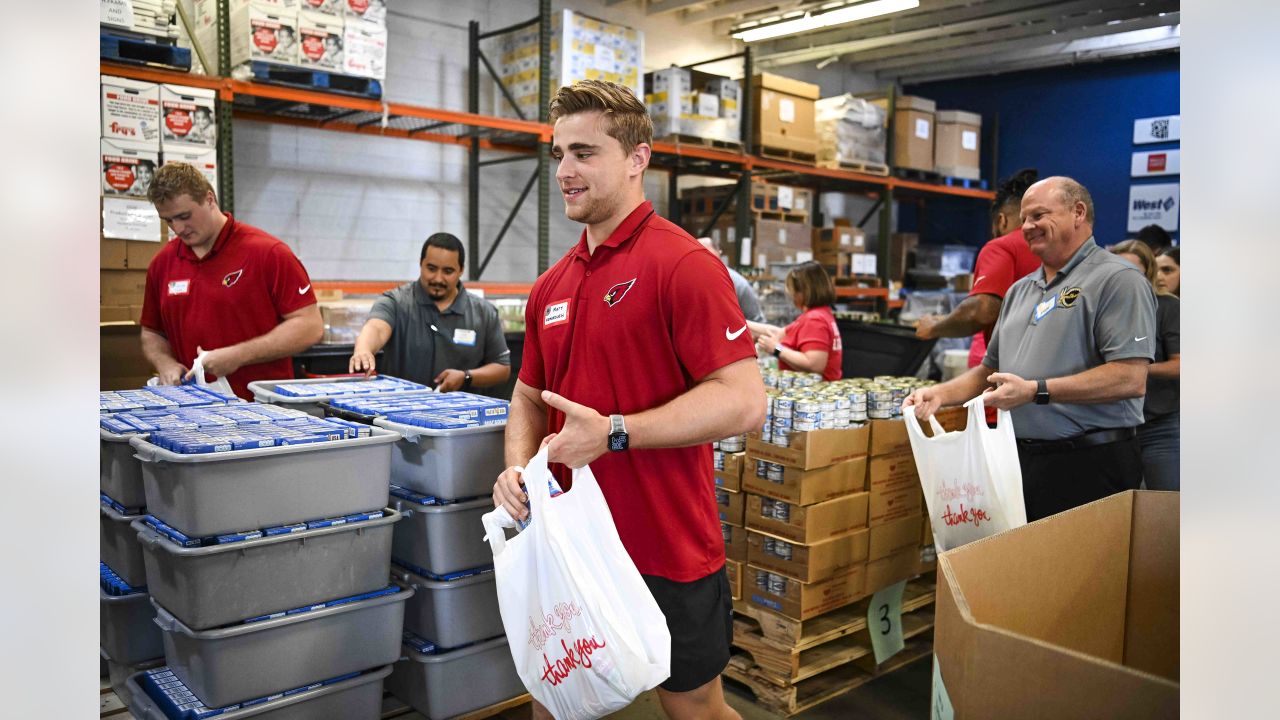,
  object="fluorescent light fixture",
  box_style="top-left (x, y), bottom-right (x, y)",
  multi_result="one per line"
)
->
top-left (732, 0), bottom-right (919, 43)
